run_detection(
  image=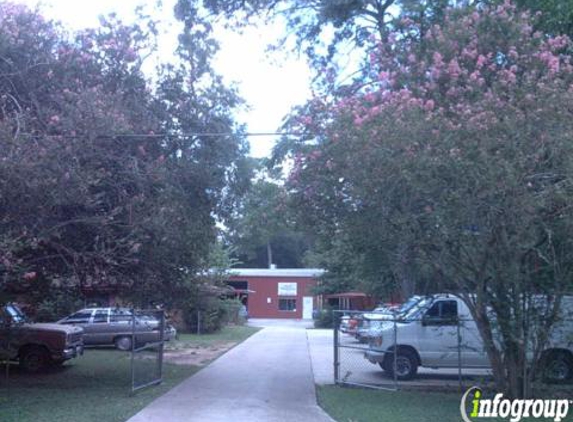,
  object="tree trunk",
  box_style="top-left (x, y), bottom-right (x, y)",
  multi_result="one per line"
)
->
top-left (267, 241), bottom-right (273, 269)
top-left (468, 299), bottom-right (509, 394)
top-left (506, 353), bottom-right (526, 399)
top-left (470, 298), bottom-right (530, 398)
top-left (396, 243), bottom-right (415, 298)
